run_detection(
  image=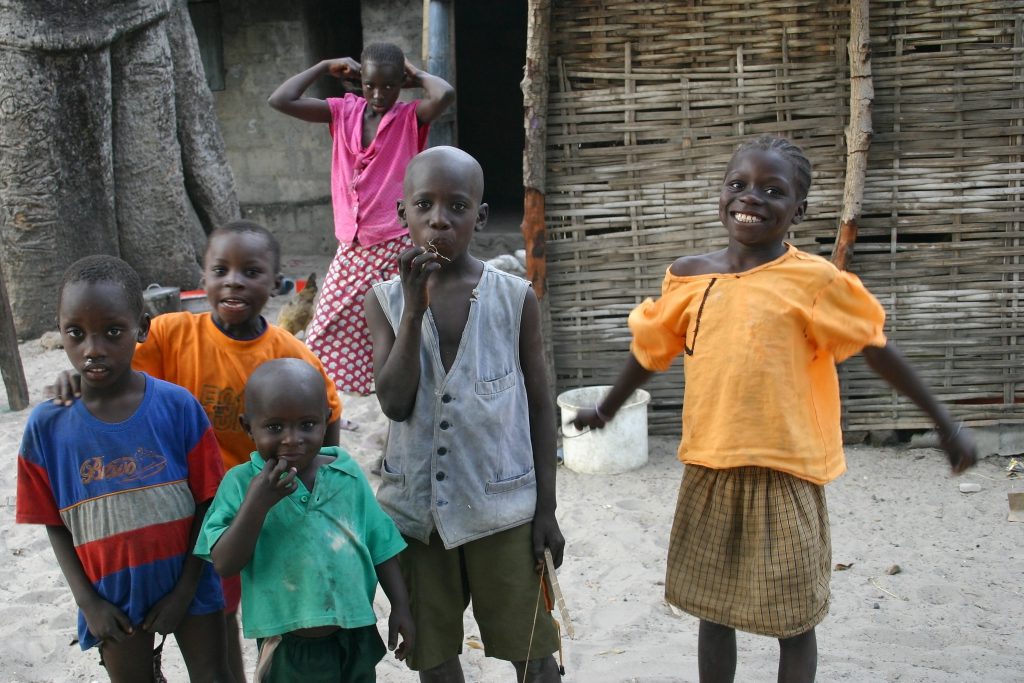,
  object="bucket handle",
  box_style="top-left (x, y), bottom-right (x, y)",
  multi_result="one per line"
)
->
top-left (559, 422), bottom-right (591, 439)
